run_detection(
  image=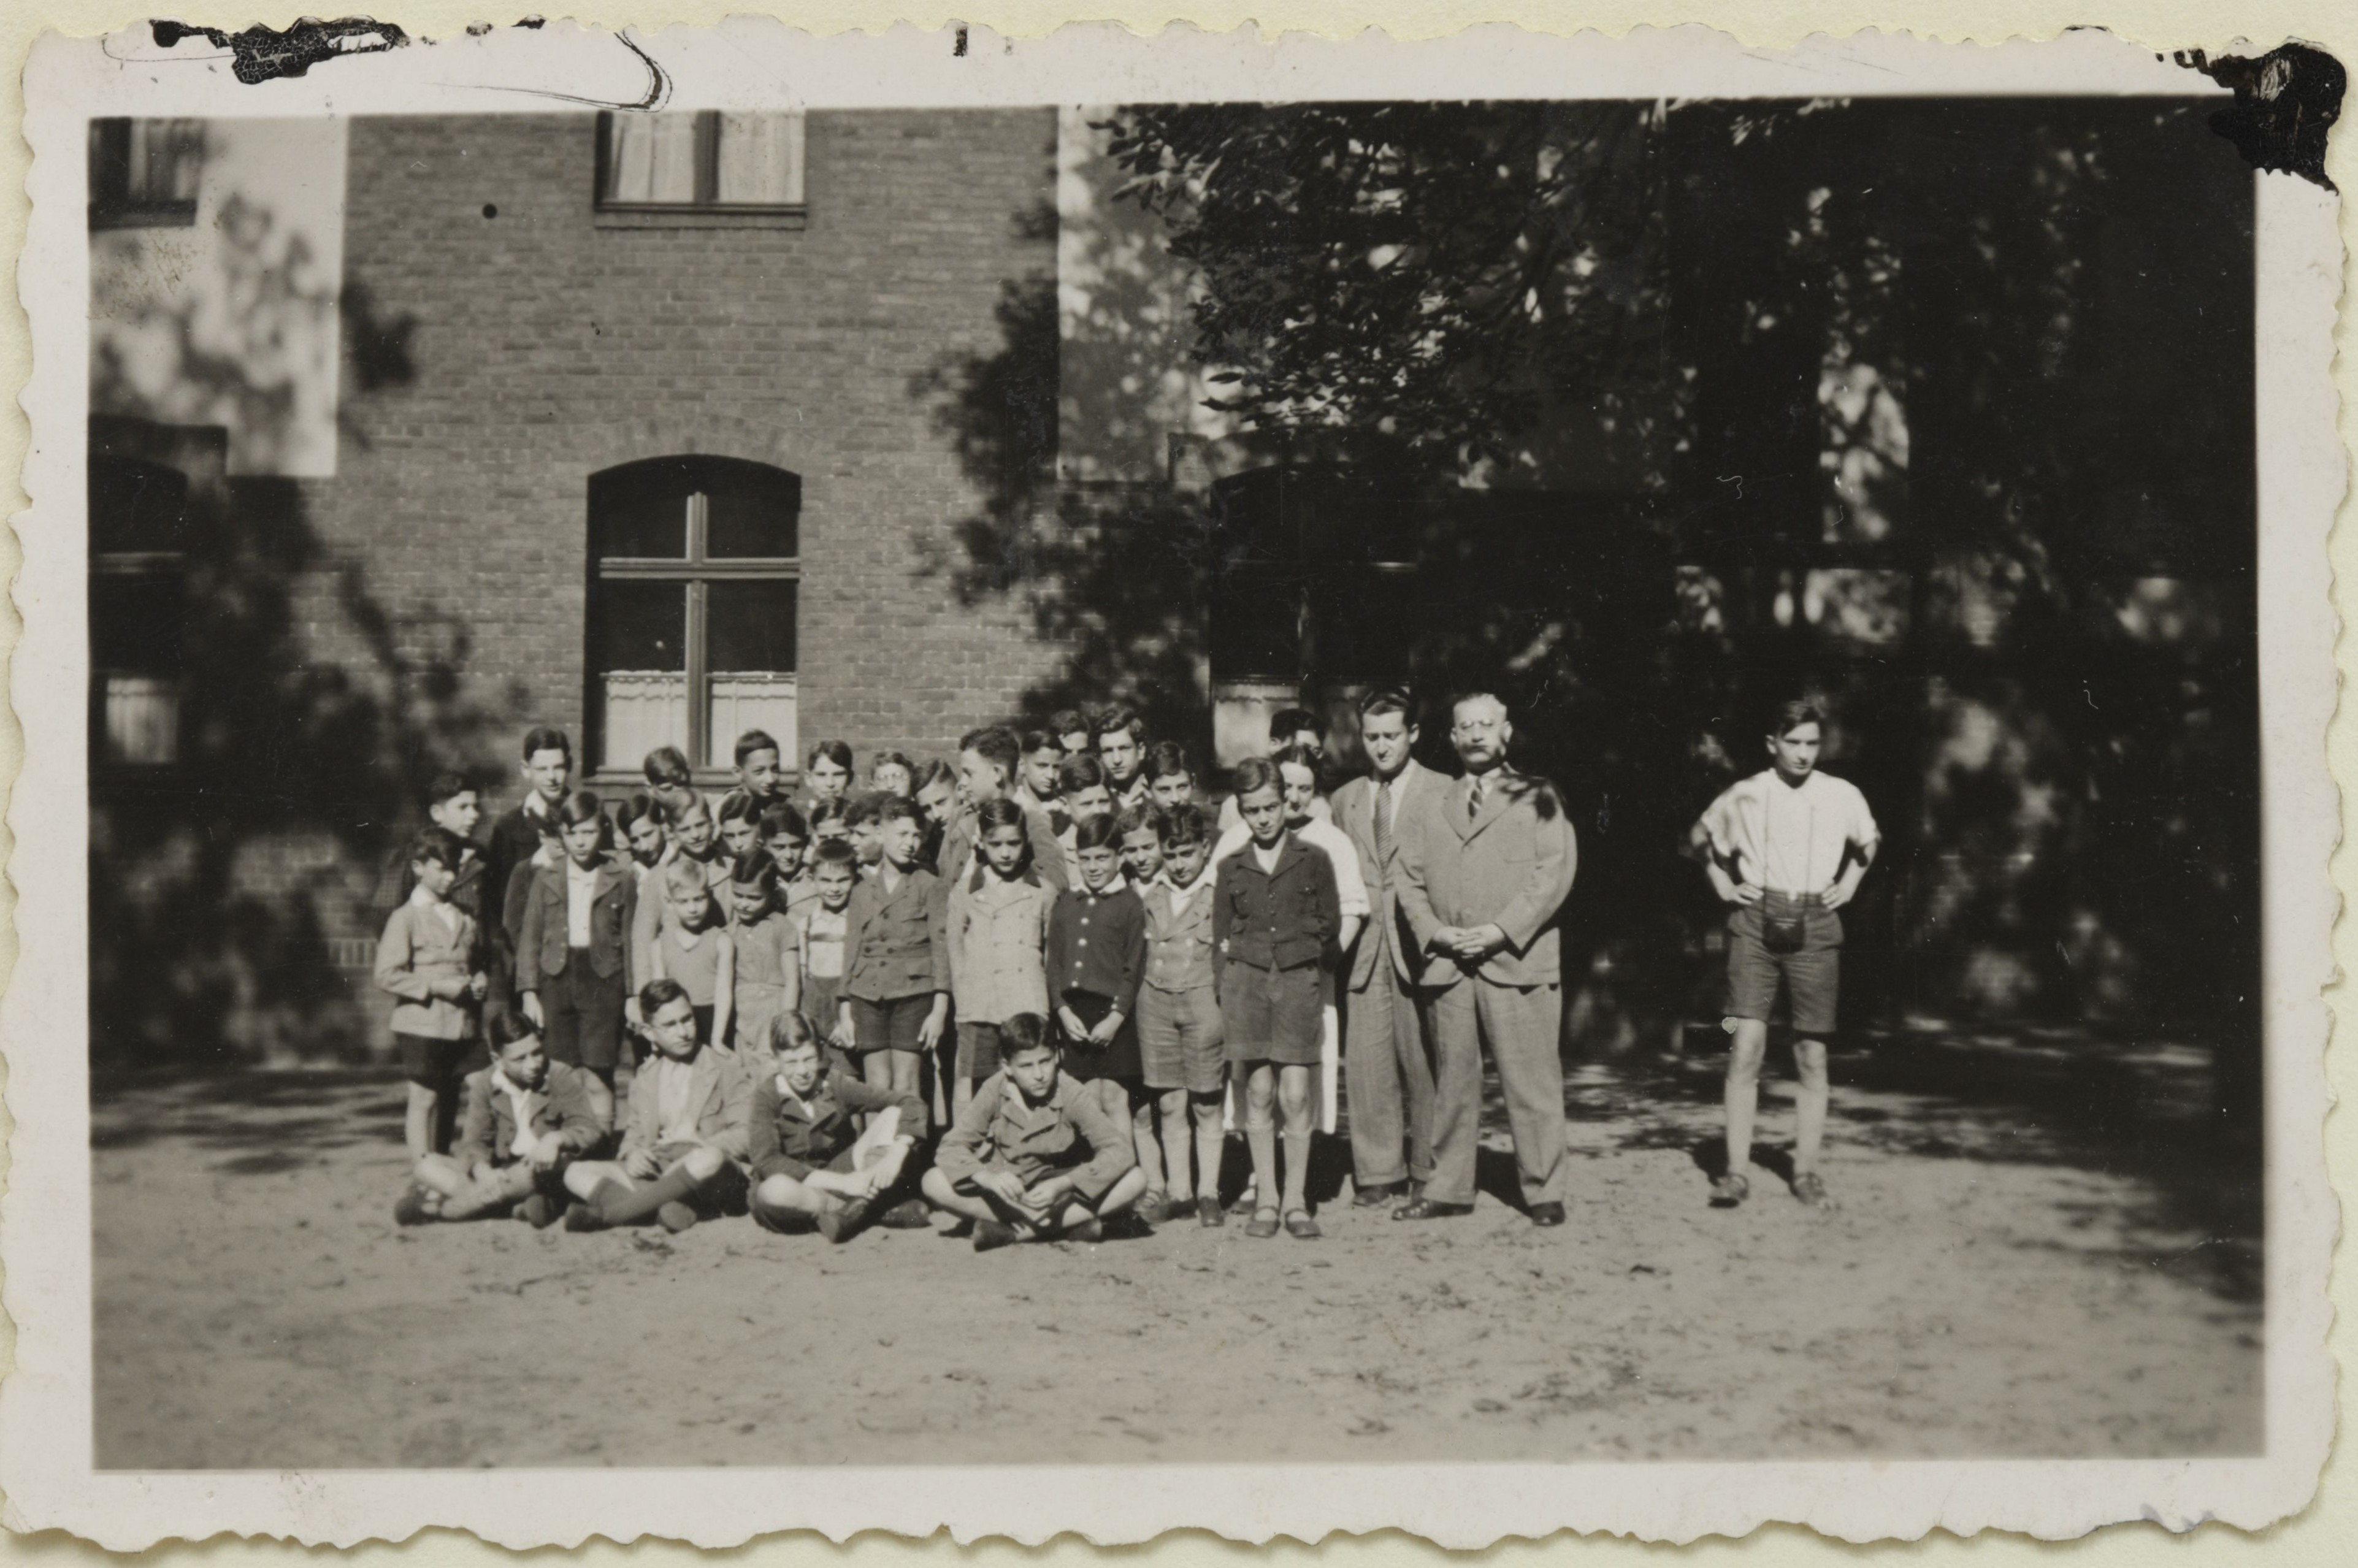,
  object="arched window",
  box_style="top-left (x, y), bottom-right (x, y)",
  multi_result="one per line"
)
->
top-left (588, 456), bottom-right (800, 774)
